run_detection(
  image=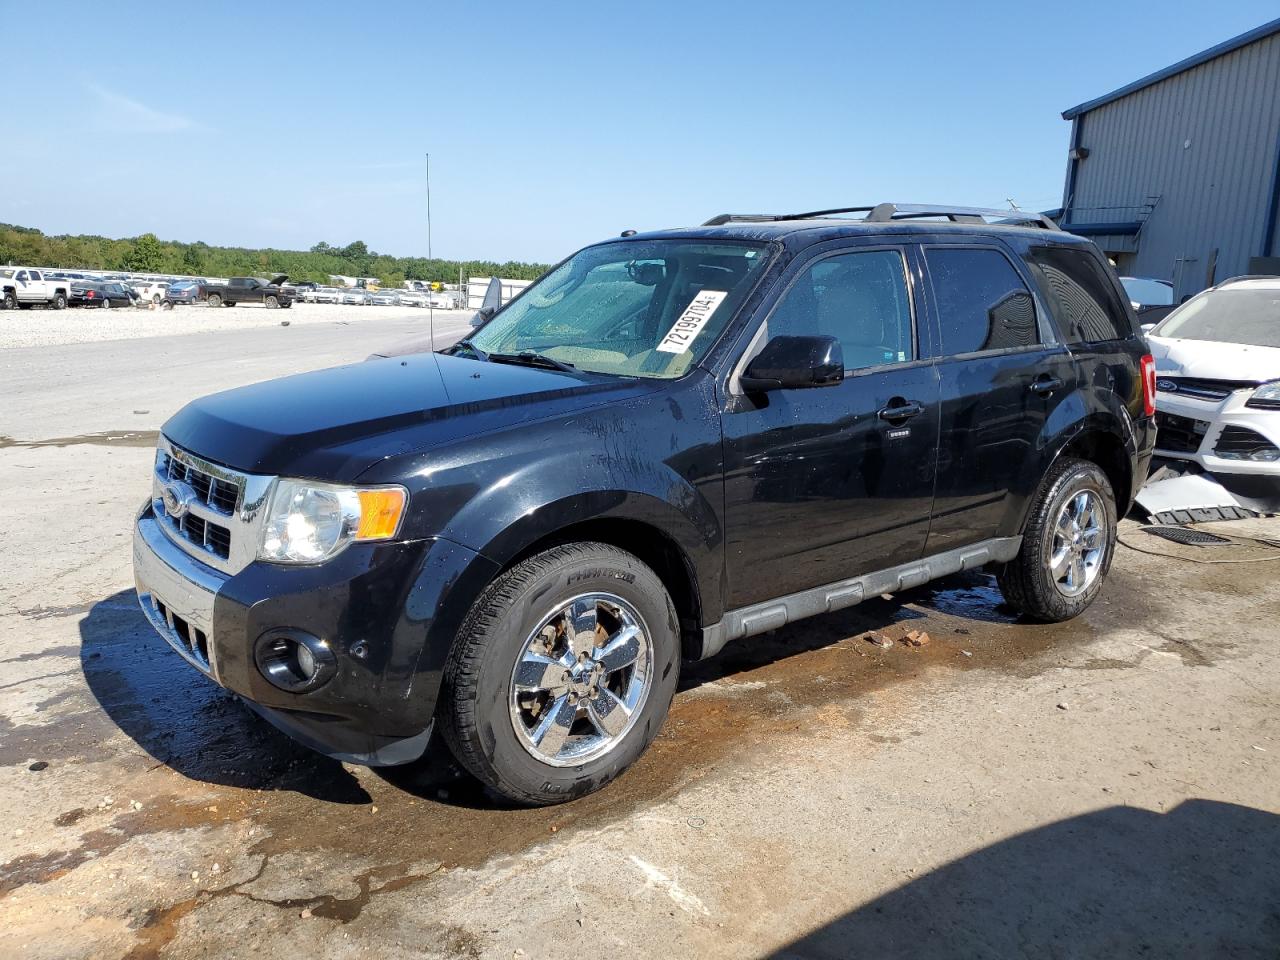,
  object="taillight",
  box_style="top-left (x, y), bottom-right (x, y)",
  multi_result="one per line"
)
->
top-left (1140, 354), bottom-right (1156, 417)
top-left (85, 291), bottom-right (95, 299)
